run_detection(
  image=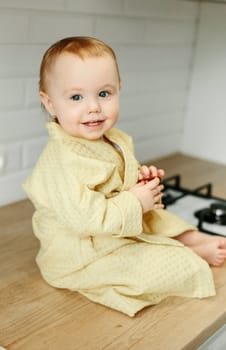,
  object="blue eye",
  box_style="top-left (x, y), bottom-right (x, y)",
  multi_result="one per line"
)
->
top-left (71, 94), bottom-right (82, 101)
top-left (99, 91), bottom-right (109, 98)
